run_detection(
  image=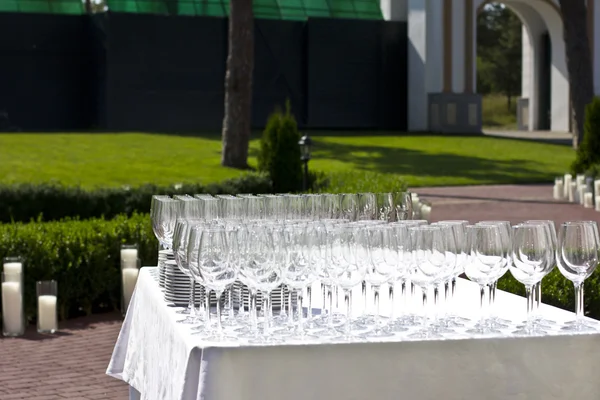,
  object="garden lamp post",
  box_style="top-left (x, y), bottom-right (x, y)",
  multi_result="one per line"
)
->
top-left (298, 134), bottom-right (313, 191)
